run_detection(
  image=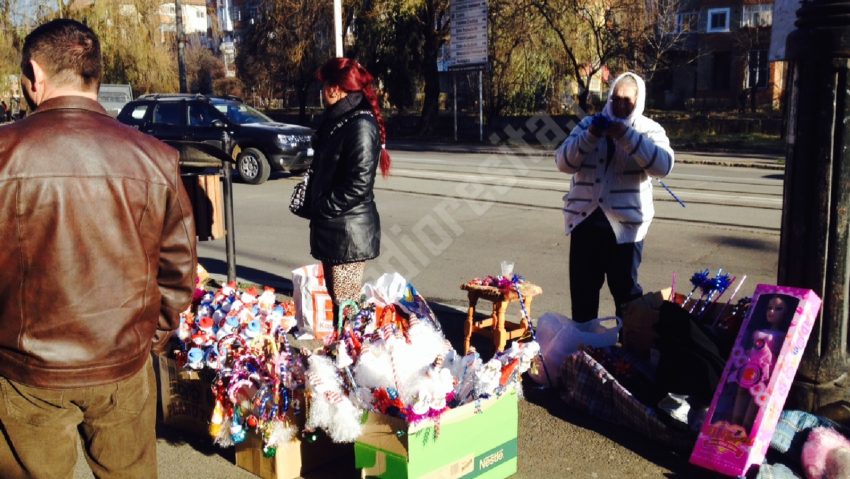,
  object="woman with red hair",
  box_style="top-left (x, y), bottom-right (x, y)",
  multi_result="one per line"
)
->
top-left (302, 58), bottom-right (391, 309)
